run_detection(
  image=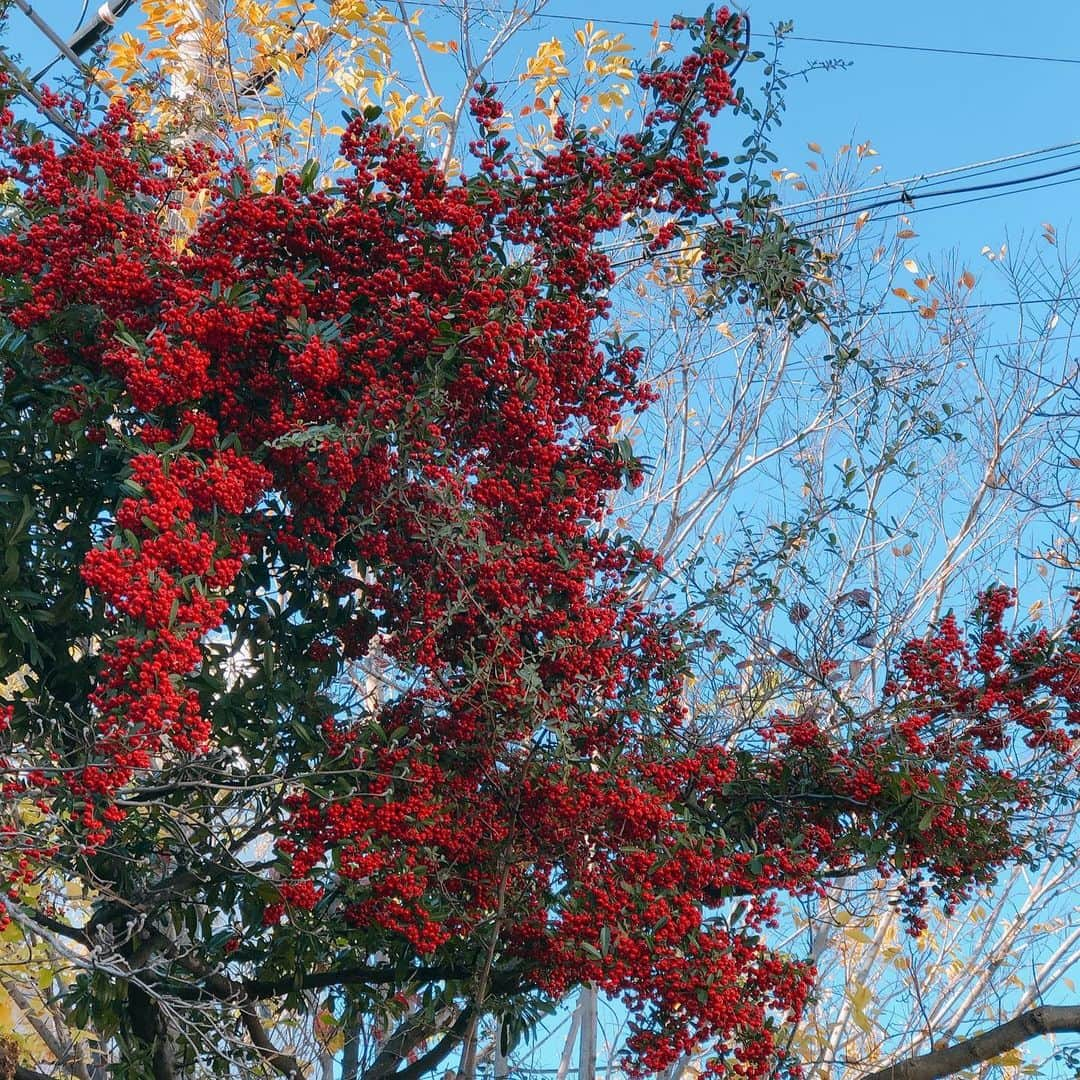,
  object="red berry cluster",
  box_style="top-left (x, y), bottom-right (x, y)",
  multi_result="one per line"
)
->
top-left (0, 19), bottom-right (1077, 1080)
